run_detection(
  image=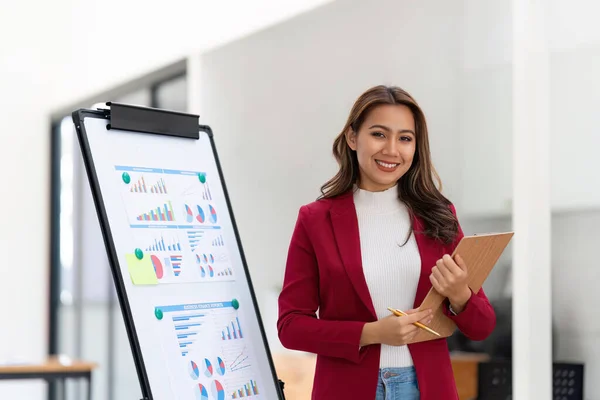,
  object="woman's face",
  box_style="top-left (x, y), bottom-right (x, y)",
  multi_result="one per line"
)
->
top-left (346, 104), bottom-right (416, 192)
